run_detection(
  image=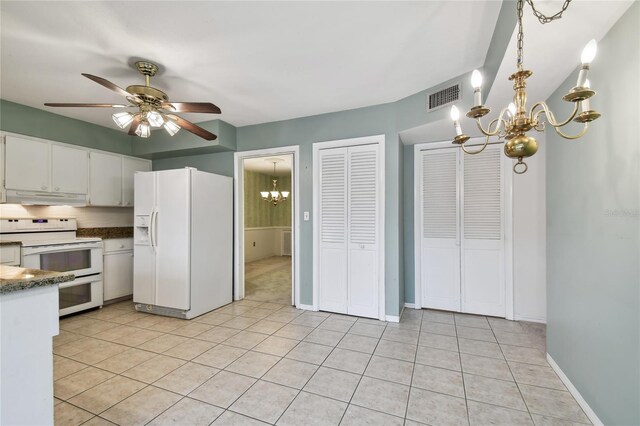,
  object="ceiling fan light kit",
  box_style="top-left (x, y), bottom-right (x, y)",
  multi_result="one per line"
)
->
top-left (45, 60), bottom-right (221, 141)
top-left (450, 0), bottom-right (601, 174)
